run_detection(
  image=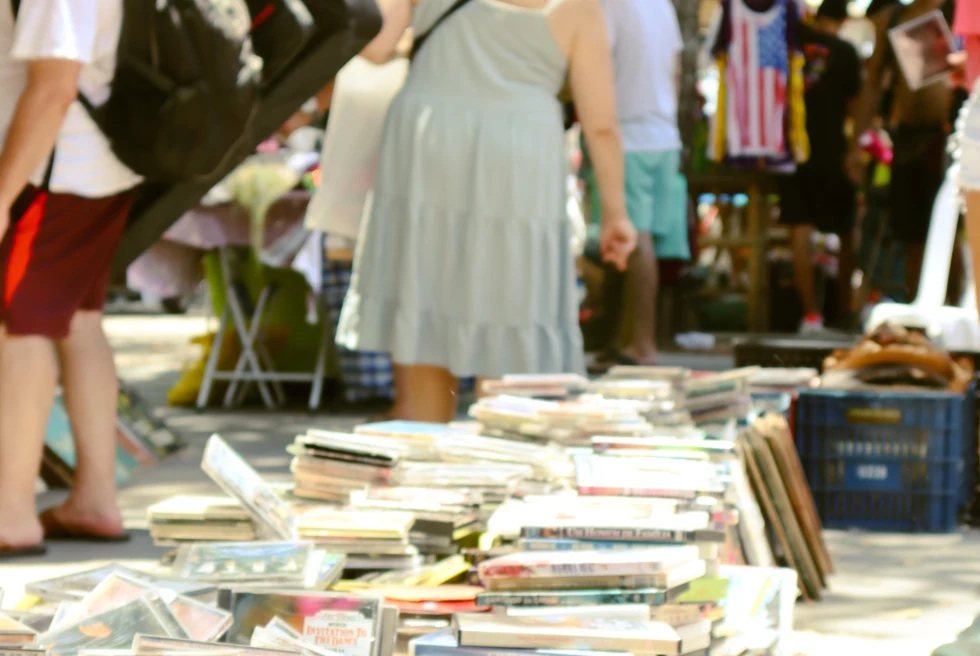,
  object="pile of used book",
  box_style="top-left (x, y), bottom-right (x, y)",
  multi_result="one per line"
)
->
top-left (7, 369), bottom-right (833, 656)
